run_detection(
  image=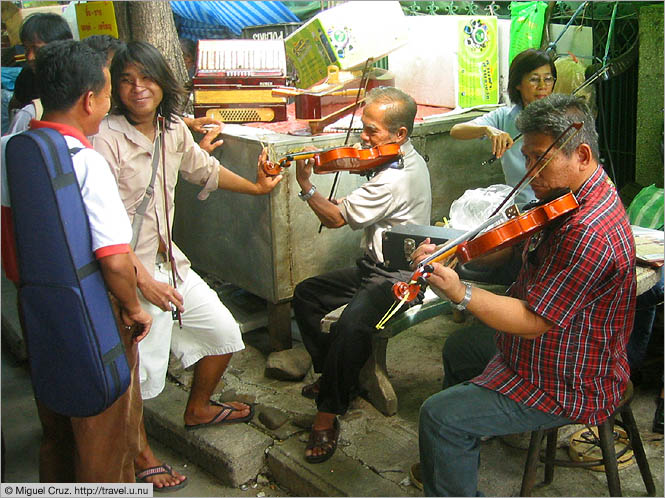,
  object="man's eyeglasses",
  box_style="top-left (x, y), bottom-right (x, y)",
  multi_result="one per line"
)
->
top-left (527, 75), bottom-right (556, 87)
